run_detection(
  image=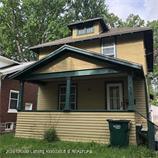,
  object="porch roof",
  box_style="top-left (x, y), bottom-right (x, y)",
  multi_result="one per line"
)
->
top-left (8, 45), bottom-right (143, 80)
